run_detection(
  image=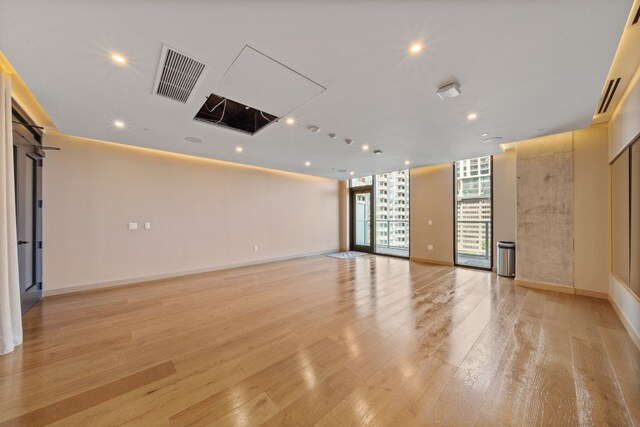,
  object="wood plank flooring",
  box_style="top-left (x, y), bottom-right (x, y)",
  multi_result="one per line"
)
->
top-left (0, 255), bottom-right (638, 426)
